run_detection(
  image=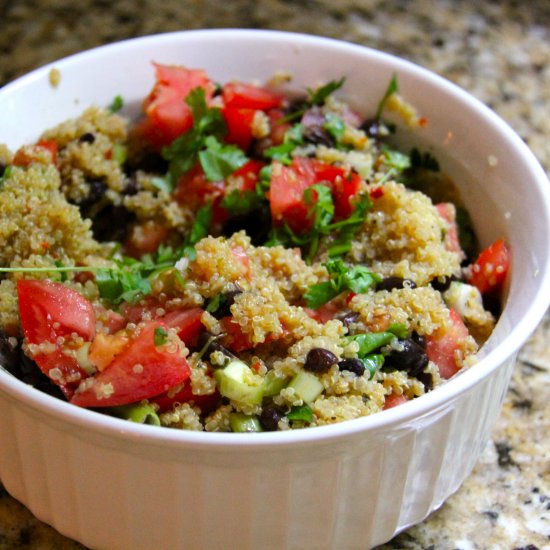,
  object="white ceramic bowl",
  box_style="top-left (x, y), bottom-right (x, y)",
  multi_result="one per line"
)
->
top-left (1, 30), bottom-right (549, 550)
